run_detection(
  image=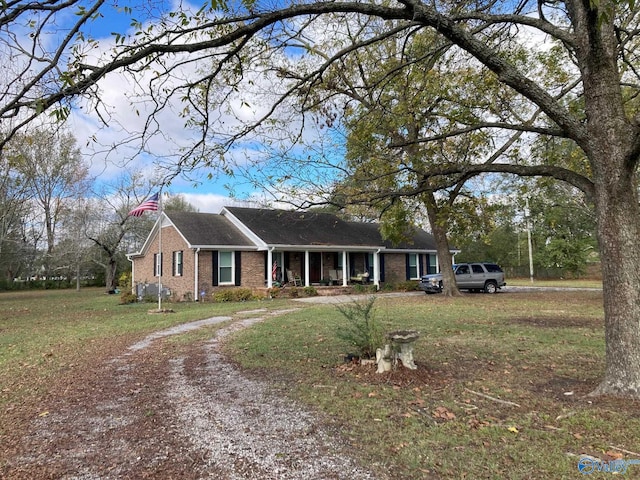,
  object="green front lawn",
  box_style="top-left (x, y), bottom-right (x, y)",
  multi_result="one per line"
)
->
top-left (225, 290), bottom-right (638, 479)
top-left (1, 287), bottom-right (636, 479)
